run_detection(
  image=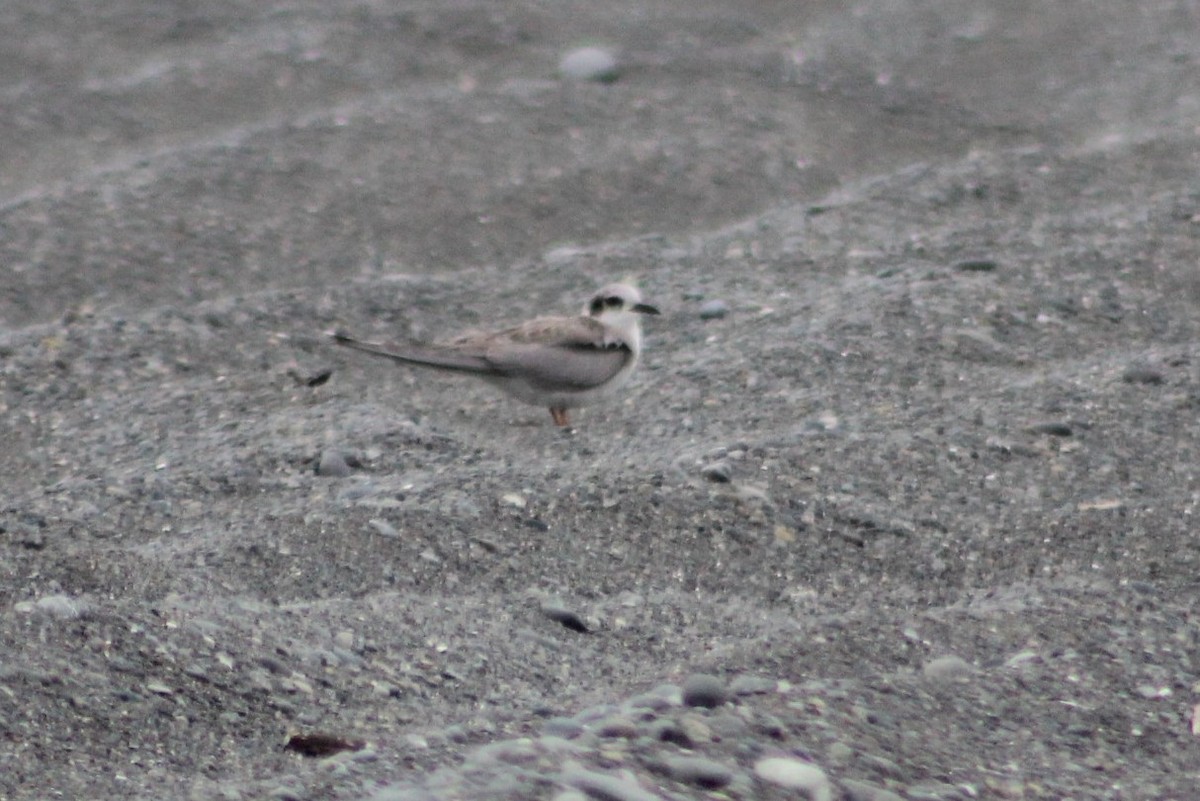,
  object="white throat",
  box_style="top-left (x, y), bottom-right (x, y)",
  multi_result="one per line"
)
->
top-left (596, 310), bottom-right (643, 353)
